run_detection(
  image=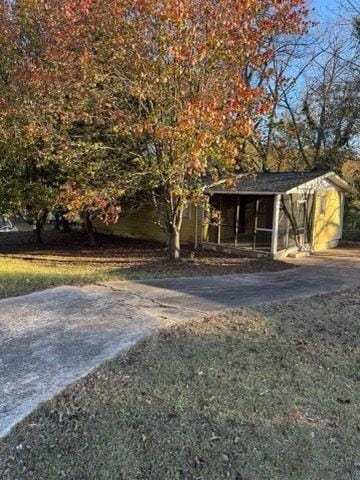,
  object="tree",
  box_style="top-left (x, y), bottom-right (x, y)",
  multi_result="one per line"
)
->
top-left (275, 24), bottom-right (360, 173)
top-left (102, 0), bottom-right (310, 259)
top-left (242, 33), bottom-right (323, 173)
top-left (0, 0), bottom-right (309, 256)
top-left (0, 0), bottom-right (65, 243)
top-left (300, 41), bottom-right (359, 170)
top-left (0, 0), bottom-right (128, 245)
top-left (58, 135), bottom-right (128, 246)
